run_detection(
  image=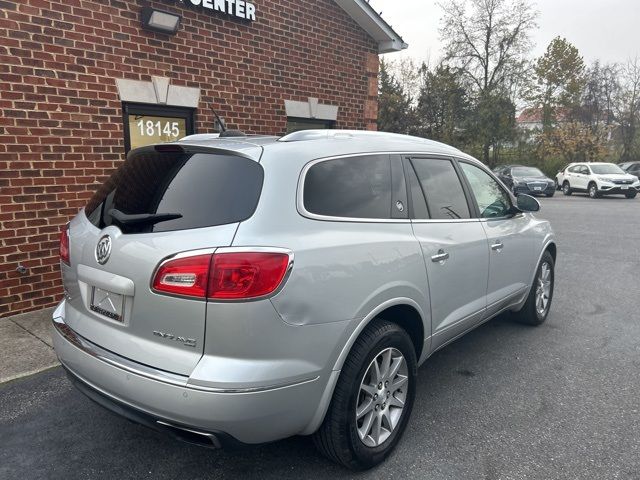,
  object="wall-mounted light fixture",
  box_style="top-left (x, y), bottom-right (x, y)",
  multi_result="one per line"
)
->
top-left (141, 7), bottom-right (181, 35)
